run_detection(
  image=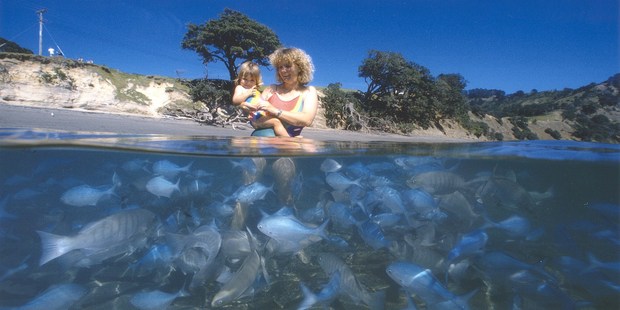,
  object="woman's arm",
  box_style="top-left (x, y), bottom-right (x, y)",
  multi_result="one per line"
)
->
top-left (261, 86), bottom-right (319, 127)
